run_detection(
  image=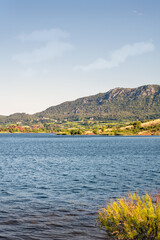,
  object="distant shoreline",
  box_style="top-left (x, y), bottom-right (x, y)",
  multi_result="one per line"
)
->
top-left (0, 132), bottom-right (159, 136)
top-left (0, 118), bottom-right (159, 135)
